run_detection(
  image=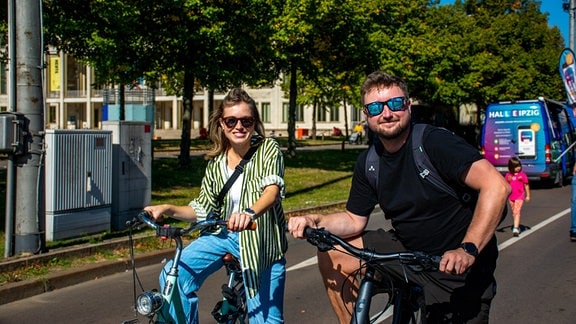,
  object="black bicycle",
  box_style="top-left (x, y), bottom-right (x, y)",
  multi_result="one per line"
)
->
top-left (304, 227), bottom-right (441, 324)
